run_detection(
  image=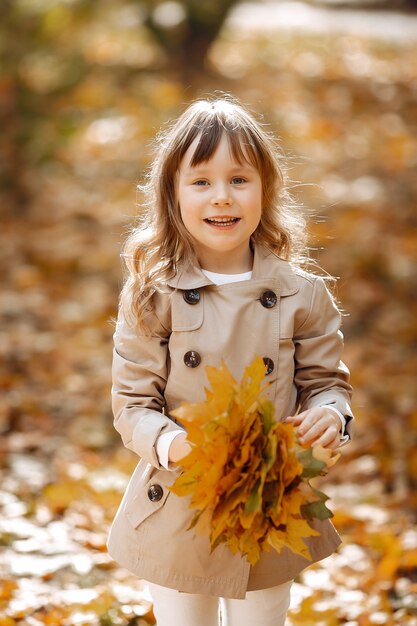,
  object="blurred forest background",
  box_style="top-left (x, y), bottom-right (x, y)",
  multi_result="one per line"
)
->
top-left (1, 0), bottom-right (417, 624)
